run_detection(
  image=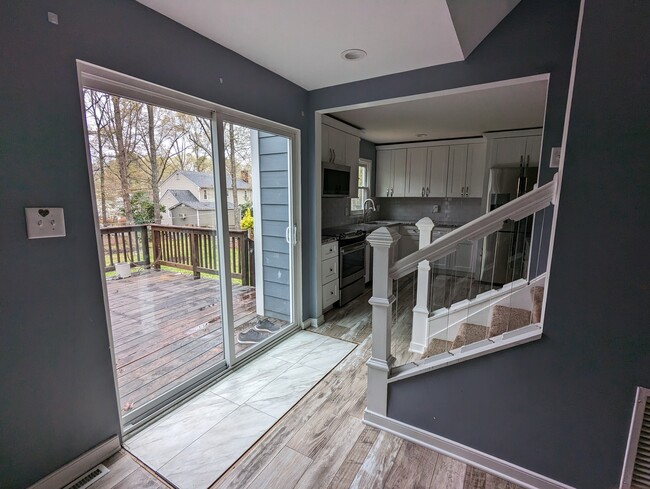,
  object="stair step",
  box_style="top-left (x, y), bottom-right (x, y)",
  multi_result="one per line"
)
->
top-left (451, 323), bottom-right (488, 350)
top-left (424, 338), bottom-right (453, 358)
top-left (530, 286), bottom-right (544, 323)
top-left (488, 305), bottom-right (532, 337)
